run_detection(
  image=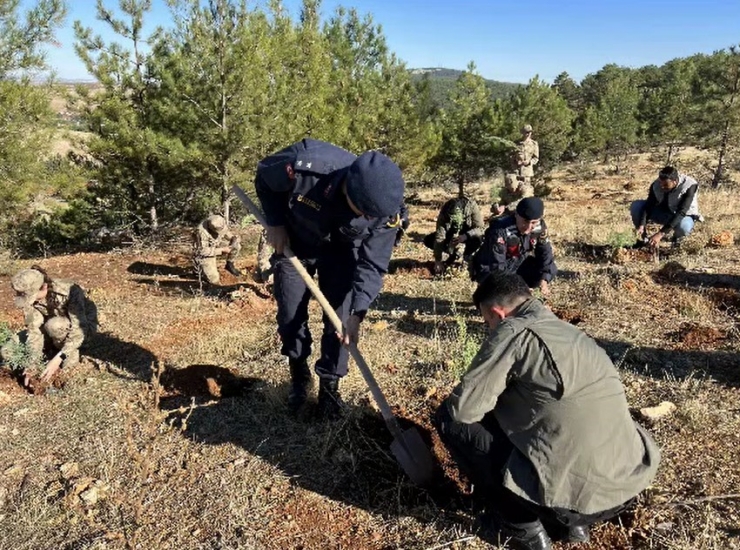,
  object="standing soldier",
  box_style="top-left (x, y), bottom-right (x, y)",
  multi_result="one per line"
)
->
top-left (193, 214), bottom-right (242, 284)
top-left (255, 138), bottom-right (405, 419)
top-left (1, 266), bottom-right (98, 385)
top-left (493, 124), bottom-right (540, 216)
top-left (472, 197), bottom-right (556, 296)
top-left (423, 195), bottom-right (485, 275)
